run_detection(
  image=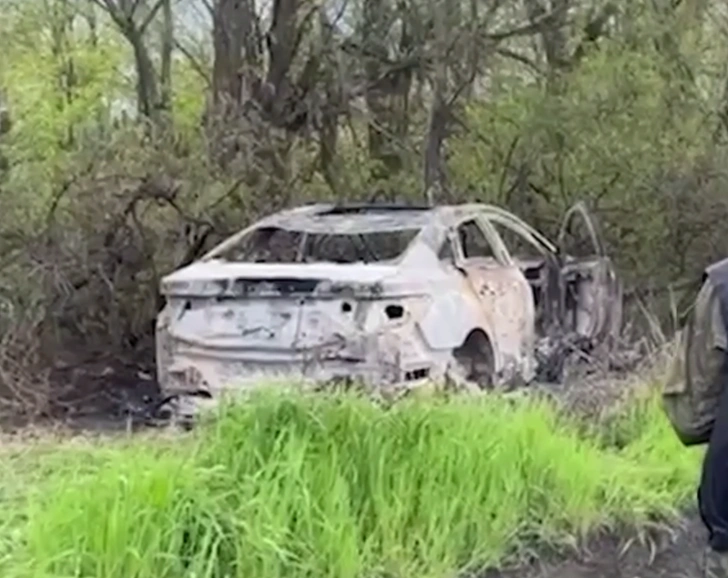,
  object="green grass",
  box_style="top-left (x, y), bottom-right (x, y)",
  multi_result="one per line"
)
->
top-left (0, 388), bottom-right (702, 578)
